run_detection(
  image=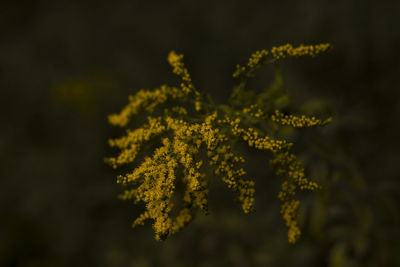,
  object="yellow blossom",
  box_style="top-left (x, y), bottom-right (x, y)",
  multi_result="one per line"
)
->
top-left (271, 109), bottom-right (331, 128)
top-left (107, 43), bottom-right (331, 243)
top-left (233, 43), bottom-right (331, 78)
top-left (271, 43), bottom-right (331, 60)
